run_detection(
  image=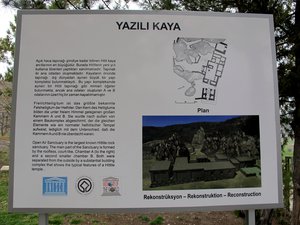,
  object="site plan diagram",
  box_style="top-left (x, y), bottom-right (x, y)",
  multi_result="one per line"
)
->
top-left (173, 38), bottom-right (228, 104)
